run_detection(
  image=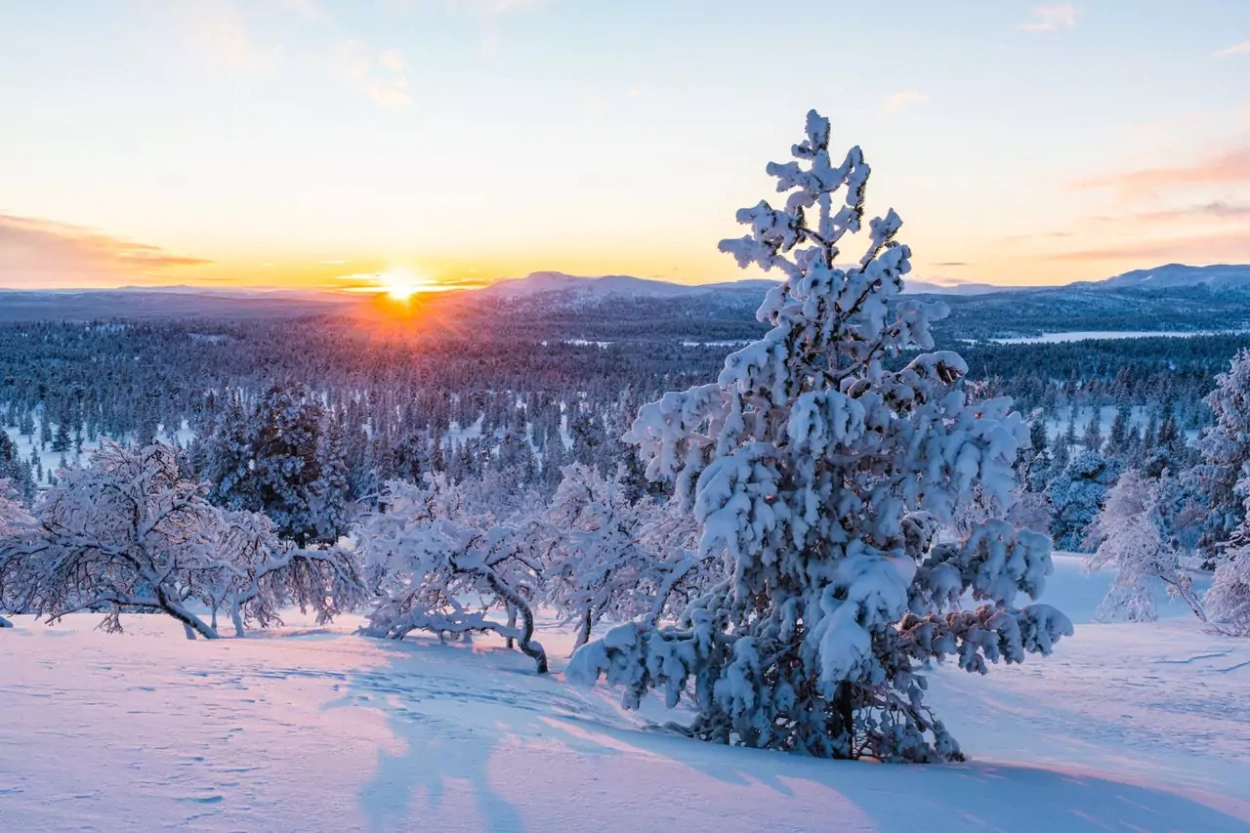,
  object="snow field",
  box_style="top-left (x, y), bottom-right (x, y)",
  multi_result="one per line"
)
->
top-left (1, 555), bottom-right (1248, 833)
